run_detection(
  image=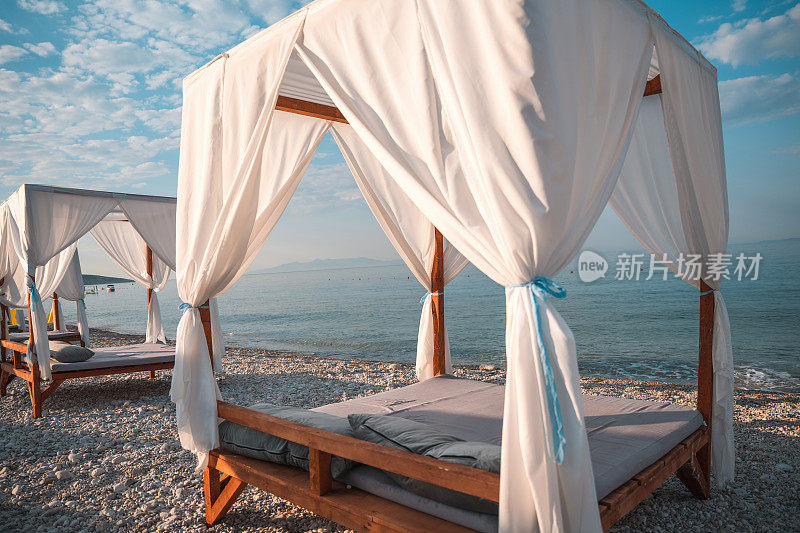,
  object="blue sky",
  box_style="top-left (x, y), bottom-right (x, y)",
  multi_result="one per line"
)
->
top-left (0, 0), bottom-right (798, 276)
